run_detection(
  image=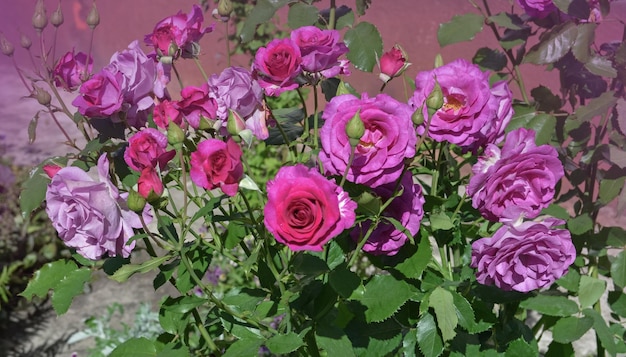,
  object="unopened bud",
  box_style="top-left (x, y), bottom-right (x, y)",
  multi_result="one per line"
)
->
top-left (34, 86), bottom-right (51, 106)
top-left (167, 42), bottom-right (179, 57)
top-left (20, 34), bottom-right (32, 49)
top-left (51, 3), bottom-right (64, 27)
top-left (86, 2), bottom-right (100, 29)
top-left (336, 81), bottom-right (355, 96)
top-left (227, 109), bottom-right (246, 136)
top-left (32, 0), bottom-right (48, 32)
top-left (345, 110), bottom-right (365, 147)
top-left (426, 79), bottom-right (443, 110)
top-left (167, 122), bottom-right (185, 147)
top-left (434, 54), bottom-right (444, 68)
top-left (0, 33), bottom-right (14, 57)
top-left (412, 107), bottom-right (424, 126)
top-left (217, 0), bottom-right (234, 18)
top-left (127, 189), bottom-right (147, 213)
top-left (198, 116), bottom-right (212, 130)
